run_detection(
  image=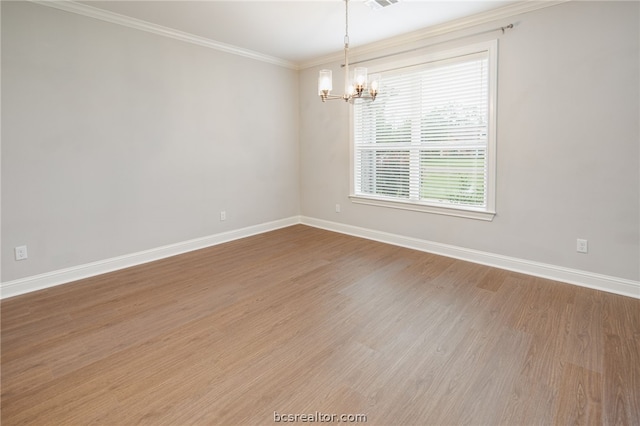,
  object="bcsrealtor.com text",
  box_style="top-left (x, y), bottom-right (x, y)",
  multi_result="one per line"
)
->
top-left (274, 411), bottom-right (367, 423)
